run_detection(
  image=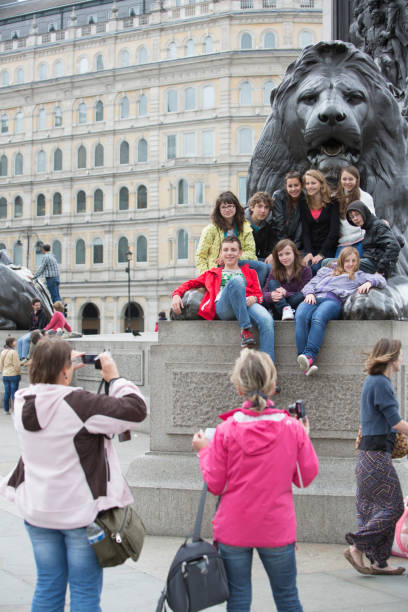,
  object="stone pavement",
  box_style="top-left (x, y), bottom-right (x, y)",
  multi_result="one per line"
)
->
top-left (1, 413), bottom-right (408, 611)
